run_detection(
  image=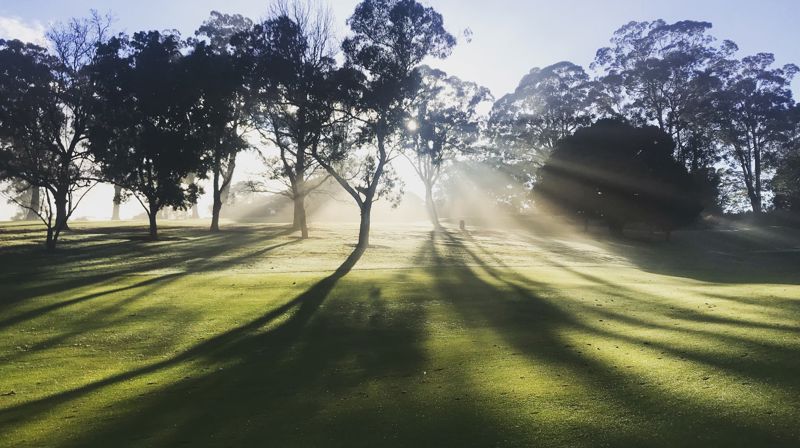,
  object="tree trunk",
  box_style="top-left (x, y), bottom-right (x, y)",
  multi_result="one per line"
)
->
top-left (210, 157), bottom-right (222, 232)
top-left (424, 182), bottom-right (440, 229)
top-left (112, 185), bottom-right (122, 220)
top-left (291, 174), bottom-right (309, 238)
top-left (357, 201), bottom-right (372, 249)
top-left (290, 183), bottom-right (300, 231)
top-left (54, 192), bottom-right (69, 232)
top-left (26, 186), bottom-right (40, 221)
top-left (749, 193), bottom-right (762, 216)
top-left (293, 194), bottom-right (309, 239)
top-left (753, 145), bottom-right (762, 215)
top-left (219, 153), bottom-right (237, 216)
top-left (45, 226), bottom-right (56, 251)
top-left (148, 202), bottom-right (159, 239)
top-left (210, 194), bottom-right (222, 233)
